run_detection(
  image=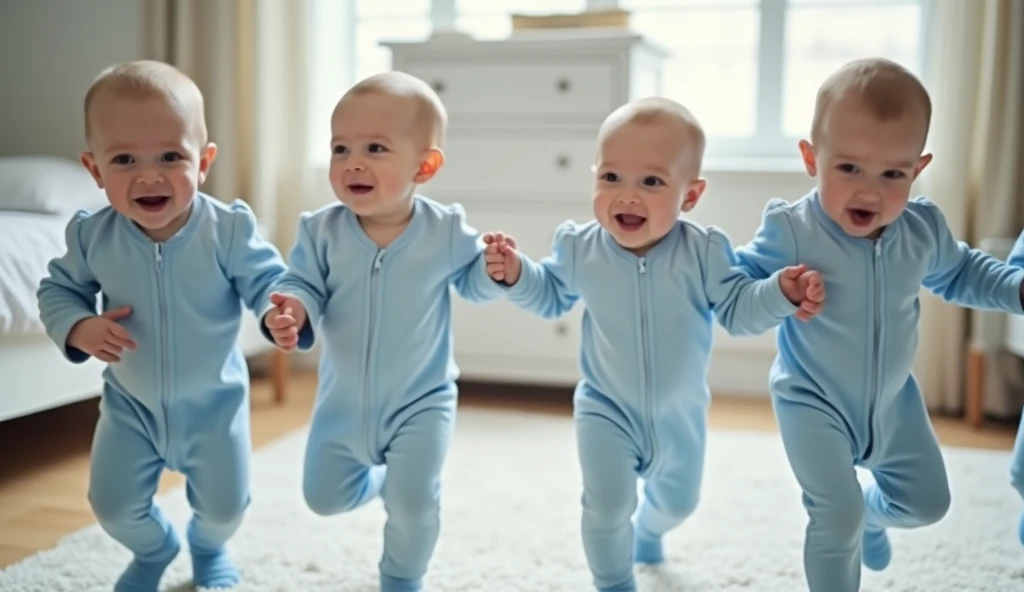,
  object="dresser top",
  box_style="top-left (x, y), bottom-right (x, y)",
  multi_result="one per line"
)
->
top-left (381, 27), bottom-right (670, 58)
